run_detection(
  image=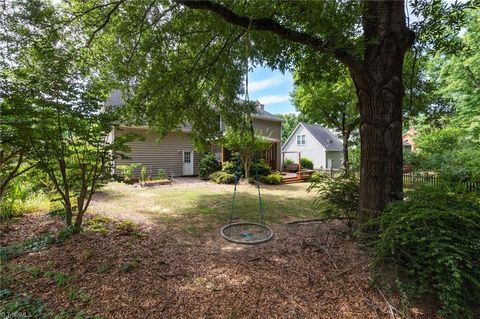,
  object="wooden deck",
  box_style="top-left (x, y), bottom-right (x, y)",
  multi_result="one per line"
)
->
top-left (282, 170), bottom-right (315, 184)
